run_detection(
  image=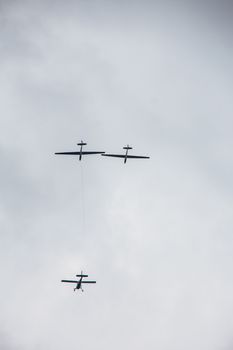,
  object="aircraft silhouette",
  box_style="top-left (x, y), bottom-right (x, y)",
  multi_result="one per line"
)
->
top-left (61, 271), bottom-right (96, 292)
top-left (55, 141), bottom-right (105, 161)
top-left (102, 145), bottom-right (150, 163)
